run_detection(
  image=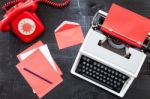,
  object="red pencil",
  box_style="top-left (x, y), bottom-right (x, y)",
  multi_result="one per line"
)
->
top-left (23, 68), bottom-right (52, 84)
